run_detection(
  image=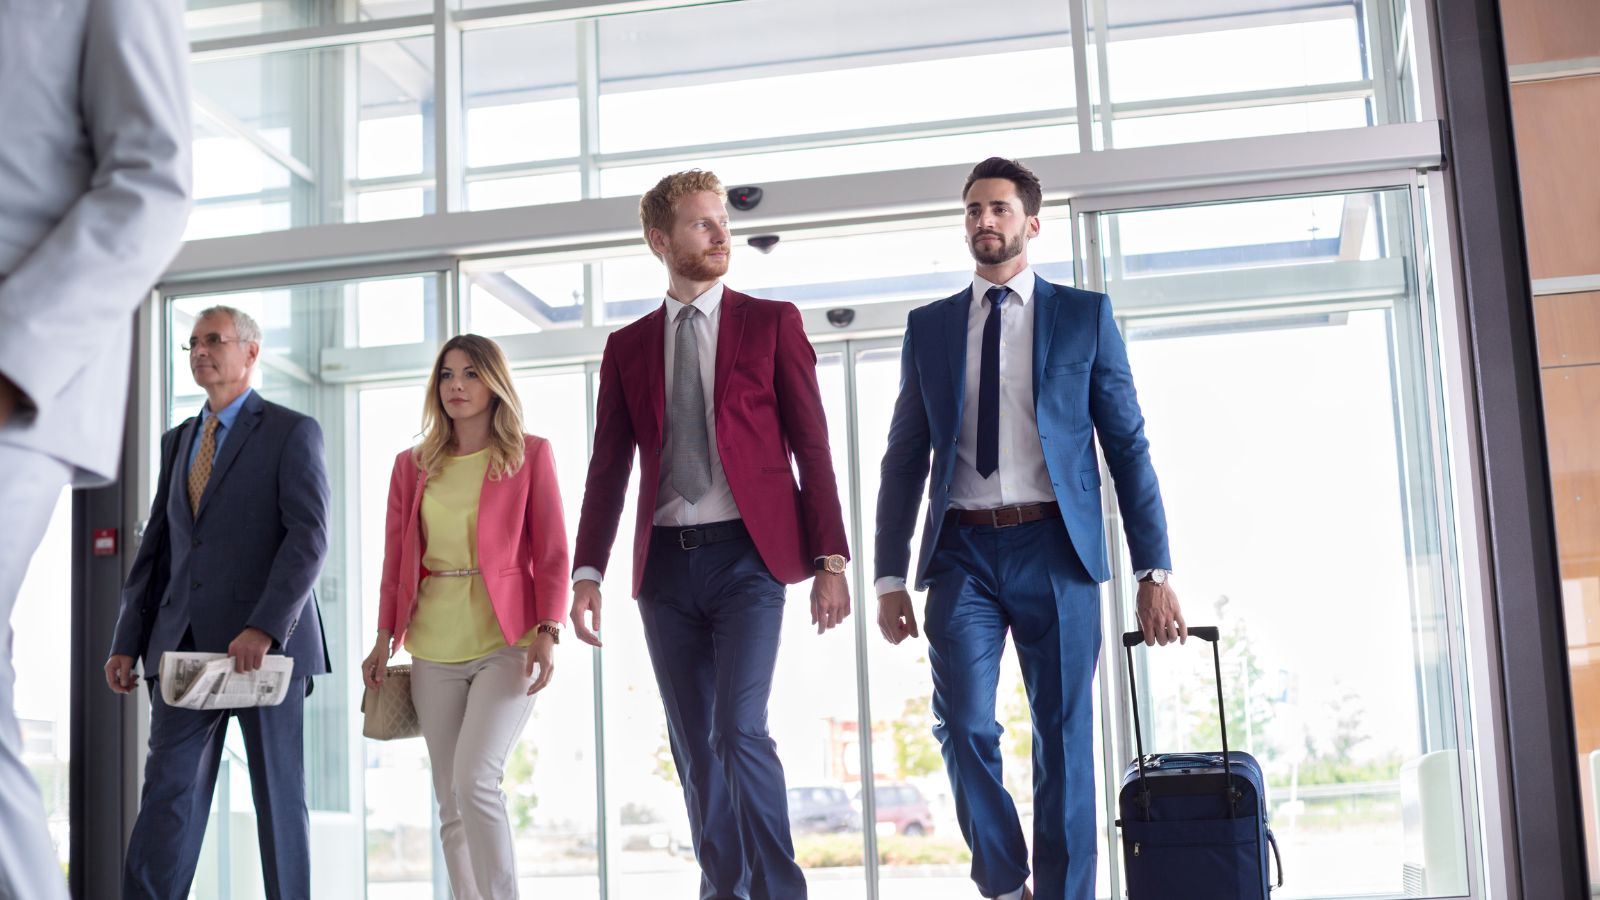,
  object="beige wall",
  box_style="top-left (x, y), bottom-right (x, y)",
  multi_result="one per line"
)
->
top-left (1507, 0), bottom-right (1600, 873)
